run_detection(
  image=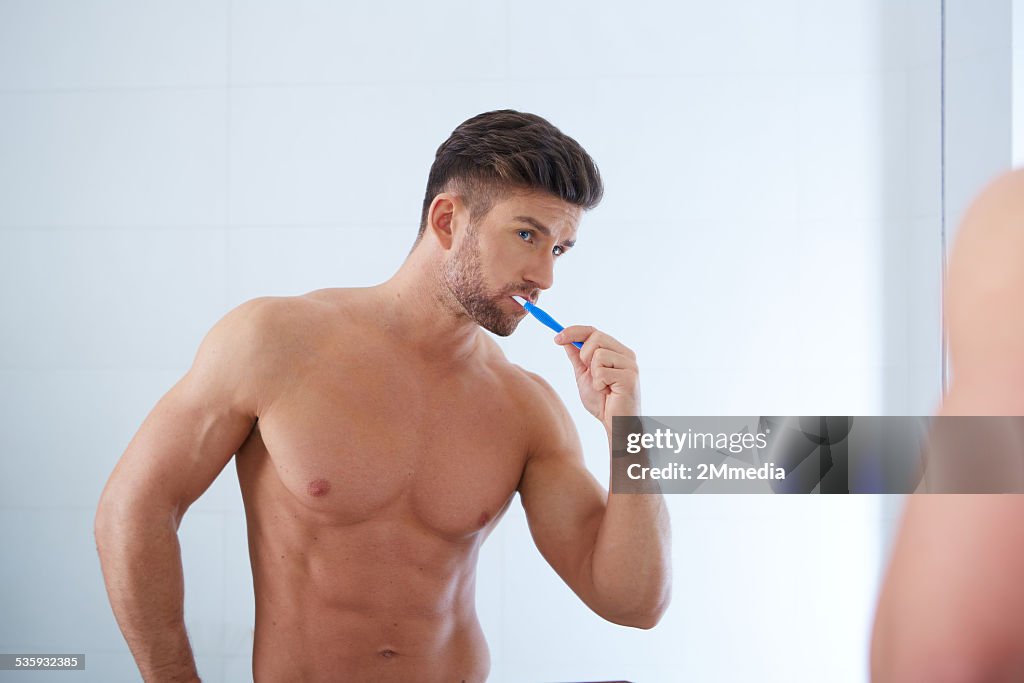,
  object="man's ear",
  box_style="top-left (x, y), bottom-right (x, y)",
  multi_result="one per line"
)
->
top-left (427, 193), bottom-right (460, 251)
